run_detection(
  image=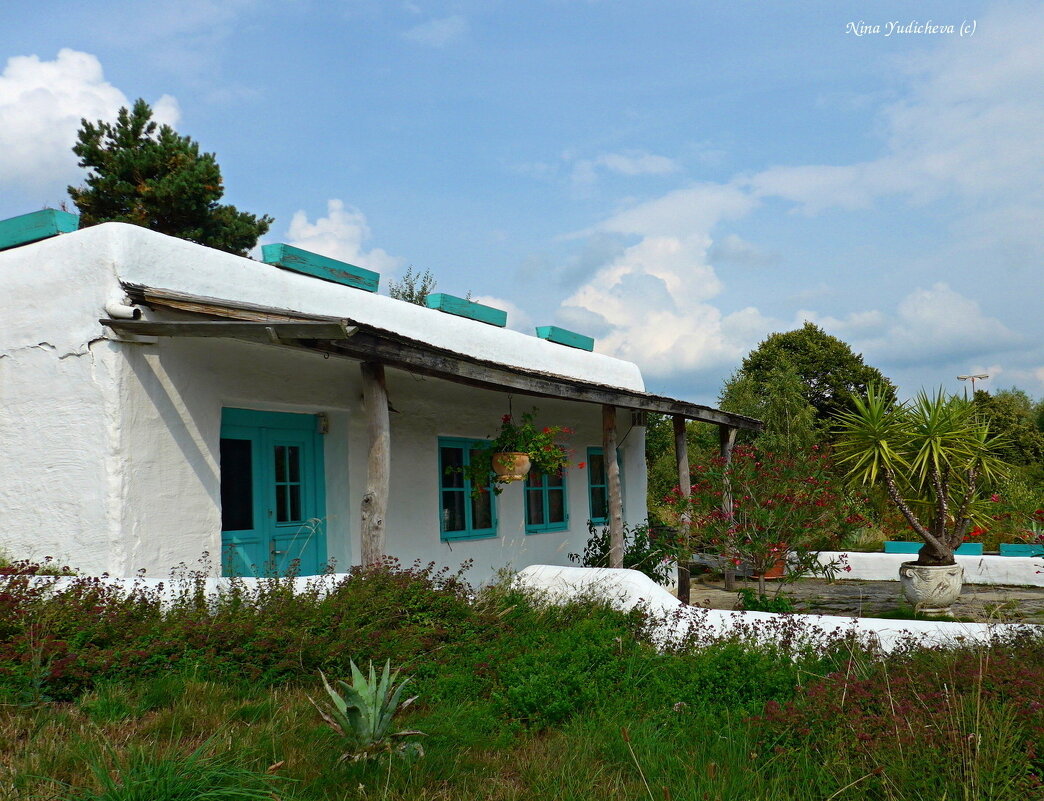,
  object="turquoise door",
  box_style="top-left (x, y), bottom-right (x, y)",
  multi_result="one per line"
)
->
top-left (219, 408), bottom-right (327, 576)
